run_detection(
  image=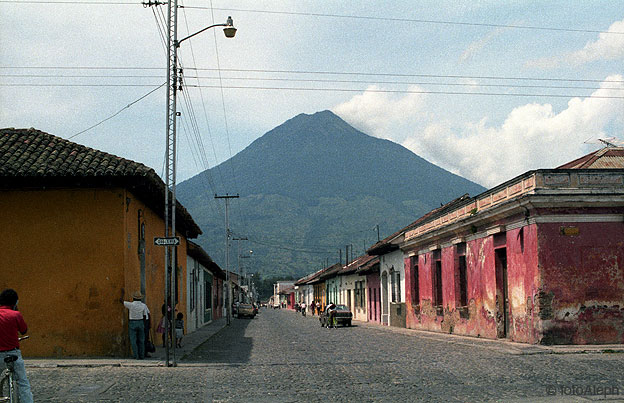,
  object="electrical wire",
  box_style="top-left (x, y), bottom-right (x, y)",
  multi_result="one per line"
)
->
top-left (245, 237), bottom-right (336, 255)
top-left (183, 84), bottom-right (624, 99)
top-left (5, 66), bottom-right (623, 84)
top-left (208, 0), bottom-right (250, 240)
top-left (6, 73), bottom-right (624, 92)
top-left (68, 82), bottom-right (165, 139)
top-left (3, 1), bottom-right (623, 36)
top-left (5, 82), bottom-right (623, 99)
top-left (180, 2), bottom-right (226, 208)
